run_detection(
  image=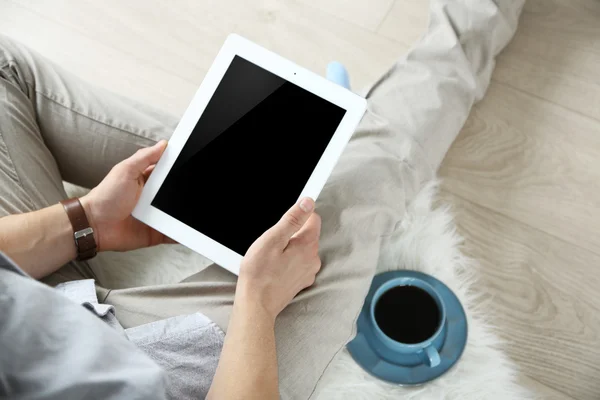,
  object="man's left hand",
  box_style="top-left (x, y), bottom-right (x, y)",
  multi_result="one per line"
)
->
top-left (81, 140), bottom-right (175, 252)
